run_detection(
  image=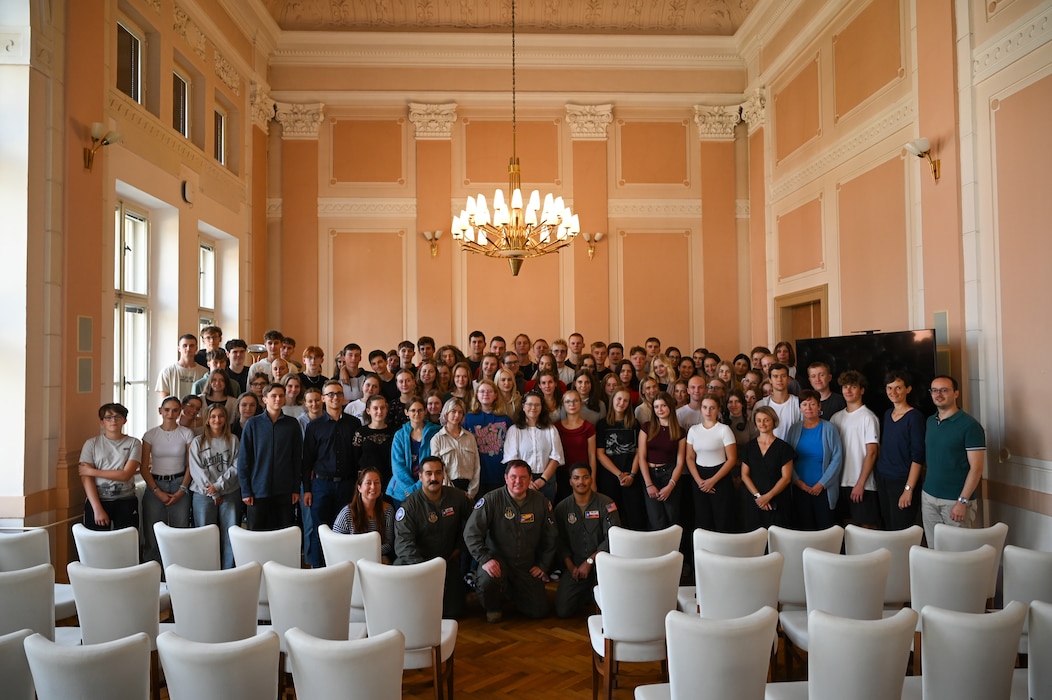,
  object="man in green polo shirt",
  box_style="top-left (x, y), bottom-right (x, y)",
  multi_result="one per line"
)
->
top-left (922, 375), bottom-right (986, 545)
